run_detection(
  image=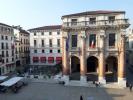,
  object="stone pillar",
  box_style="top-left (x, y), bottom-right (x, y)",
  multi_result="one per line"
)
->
top-left (80, 31), bottom-right (87, 84)
top-left (118, 33), bottom-right (126, 87)
top-left (62, 32), bottom-right (69, 84)
top-left (98, 31), bottom-right (106, 84)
